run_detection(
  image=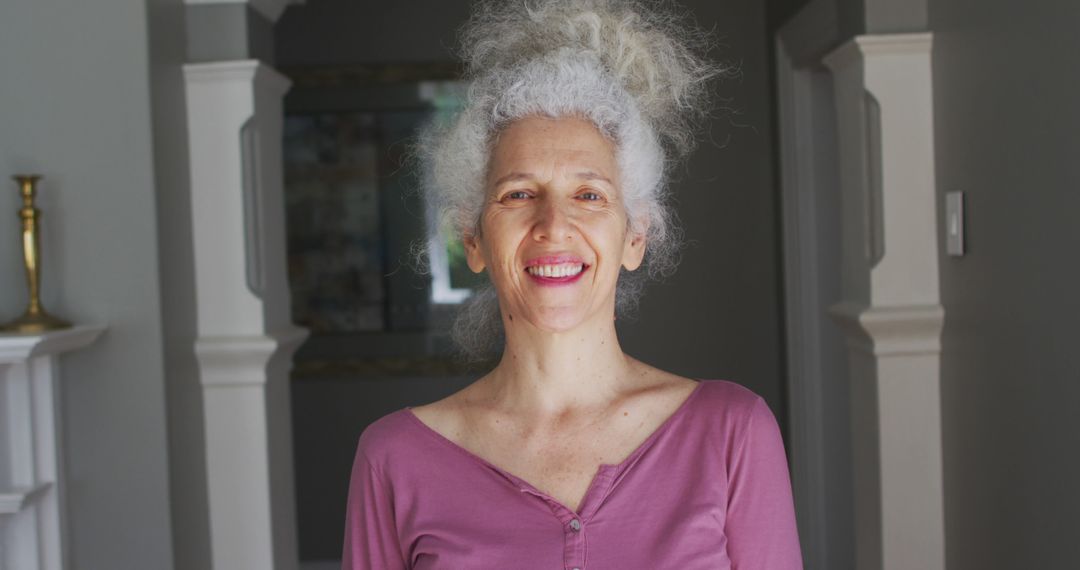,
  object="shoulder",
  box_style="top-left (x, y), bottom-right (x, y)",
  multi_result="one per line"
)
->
top-left (407, 383), bottom-right (477, 442)
top-left (358, 373), bottom-right (481, 457)
top-left (623, 360), bottom-right (770, 428)
top-left (354, 409), bottom-right (424, 475)
top-left (689, 380), bottom-right (780, 445)
top-left (693, 379), bottom-right (767, 414)
top-left (624, 358), bottom-right (702, 404)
